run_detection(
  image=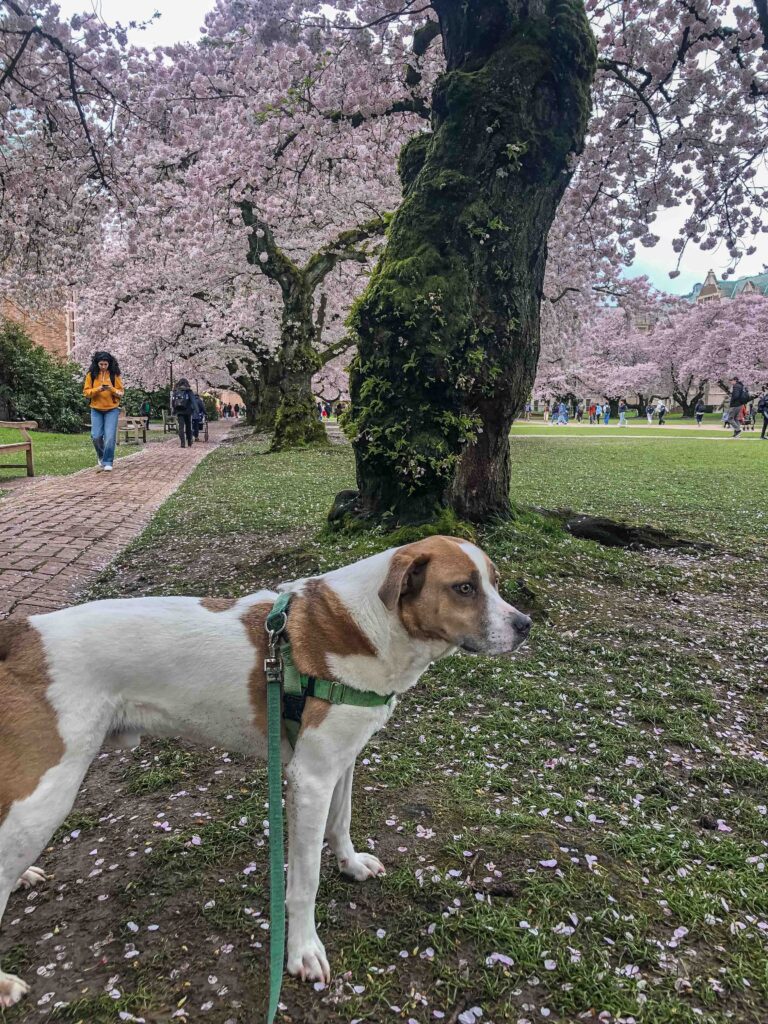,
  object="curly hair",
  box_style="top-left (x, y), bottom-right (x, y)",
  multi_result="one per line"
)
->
top-left (87, 351), bottom-right (121, 386)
